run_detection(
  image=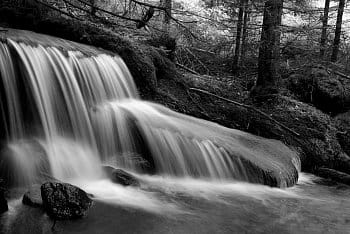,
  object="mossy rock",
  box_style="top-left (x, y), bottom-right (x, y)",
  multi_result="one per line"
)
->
top-left (334, 111), bottom-right (350, 156)
top-left (287, 67), bottom-right (350, 114)
top-left (41, 182), bottom-right (93, 220)
top-left (254, 96), bottom-right (350, 173)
